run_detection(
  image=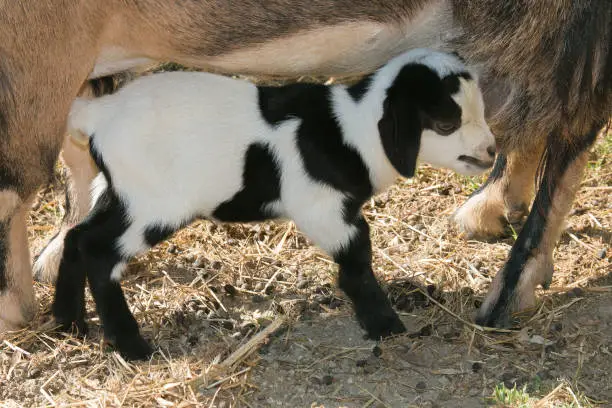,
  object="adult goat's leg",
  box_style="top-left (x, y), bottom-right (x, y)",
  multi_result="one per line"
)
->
top-left (0, 198), bottom-right (36, 333)
top-left (475, 126), bottom-right (600, 327)
top-left (34, 76), bottom-right (128, 283)
top-left (453, 144), bottom-right (544, 240)
top-left (34, 135), bottom-right (99, 283)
